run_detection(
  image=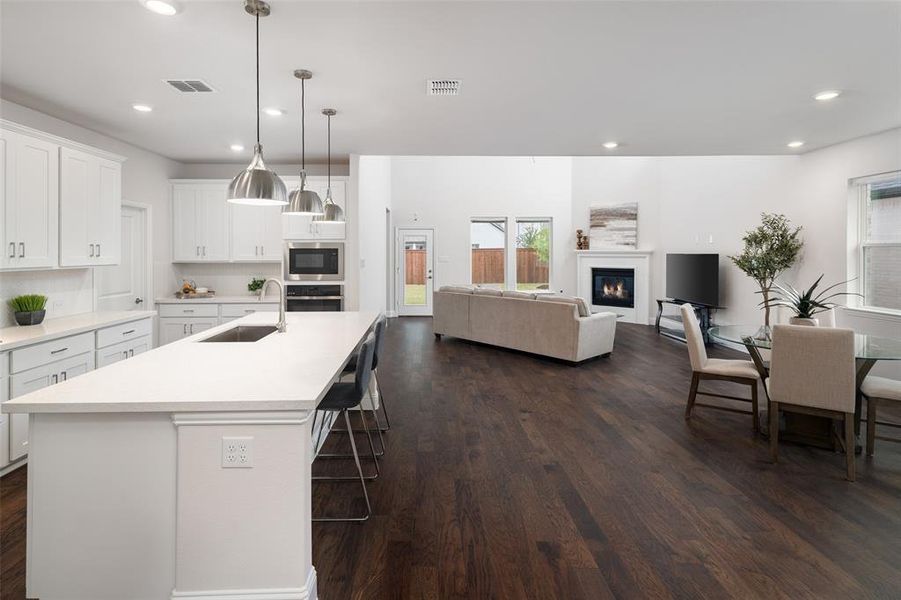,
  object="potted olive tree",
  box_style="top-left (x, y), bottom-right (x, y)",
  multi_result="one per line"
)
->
top-left (9, 294), bottom-right (48, 326)
top-left (729, 213), bottom-right (803, 339)
top-left (762, 275), bottom-right (859, 326)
